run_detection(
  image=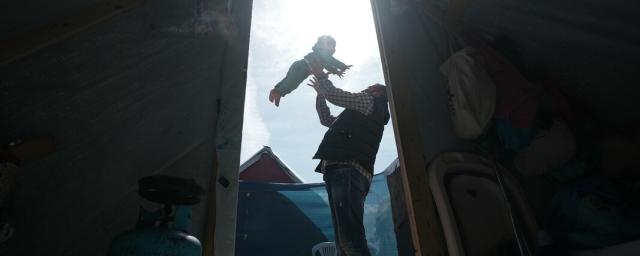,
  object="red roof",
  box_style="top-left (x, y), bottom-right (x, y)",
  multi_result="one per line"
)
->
top-left (239, 146), bottom-right (302, 183)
